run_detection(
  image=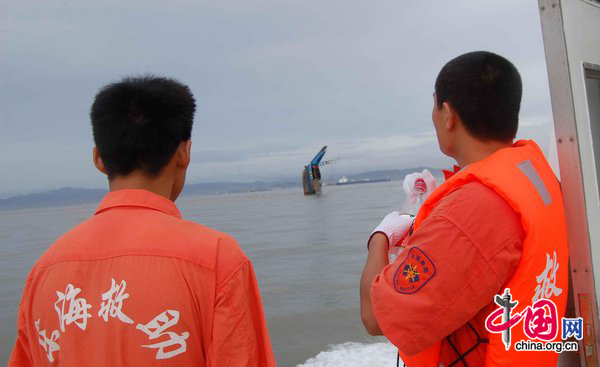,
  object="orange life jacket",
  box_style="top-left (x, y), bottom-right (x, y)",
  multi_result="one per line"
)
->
top-left (399, 140), bottom-right (569, 367)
